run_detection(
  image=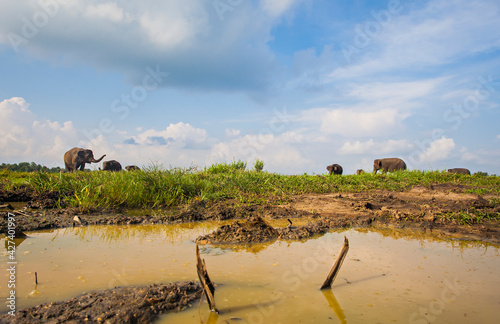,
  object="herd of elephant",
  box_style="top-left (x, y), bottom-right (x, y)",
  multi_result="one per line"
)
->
top-left (63, 147), bottom-right (472, 175)
top-left (63, 147), bottom-right (140, 172)
top-left (328, 157), bottom-right (471, 175)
